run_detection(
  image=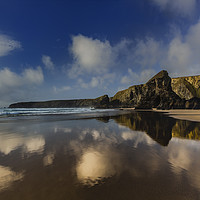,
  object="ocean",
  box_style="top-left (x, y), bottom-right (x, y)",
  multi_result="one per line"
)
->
top-left (0, 107), bottom-right (115, 117)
